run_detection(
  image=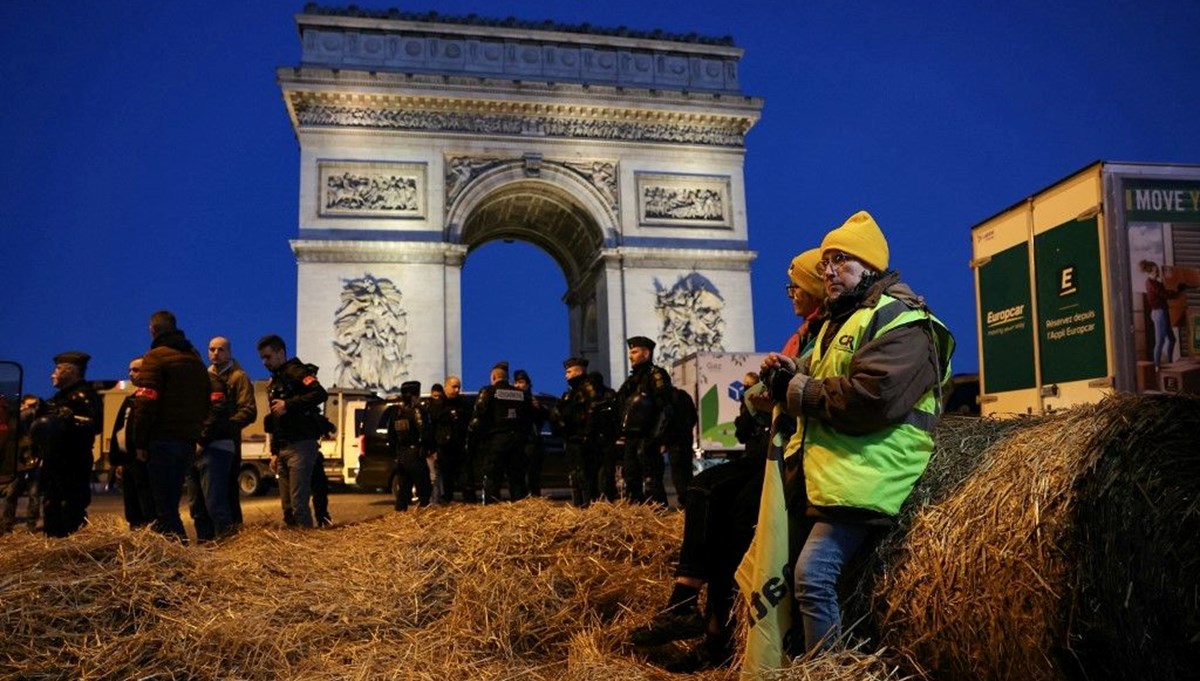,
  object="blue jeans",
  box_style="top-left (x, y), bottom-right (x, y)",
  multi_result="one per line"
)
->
top-left (276, 440), bottom-right (317, 527)
top-left (793, 520), bottom-right (872, 654)
top-left (1151, 308), bottom-right (1176, 368)
top-left (146, 440), bottom-right (192, 542)
top-left (187, 445), bottom-right (234, 541)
